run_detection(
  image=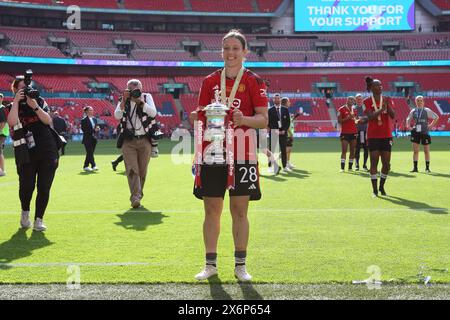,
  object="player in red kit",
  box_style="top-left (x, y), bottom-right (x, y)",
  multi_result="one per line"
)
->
top-left (189, 30), bottom-right (268, 282)
top-left (363, 77), bottom-right (395, 197)
top-left (337, 96), bottom-right (357, 172)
